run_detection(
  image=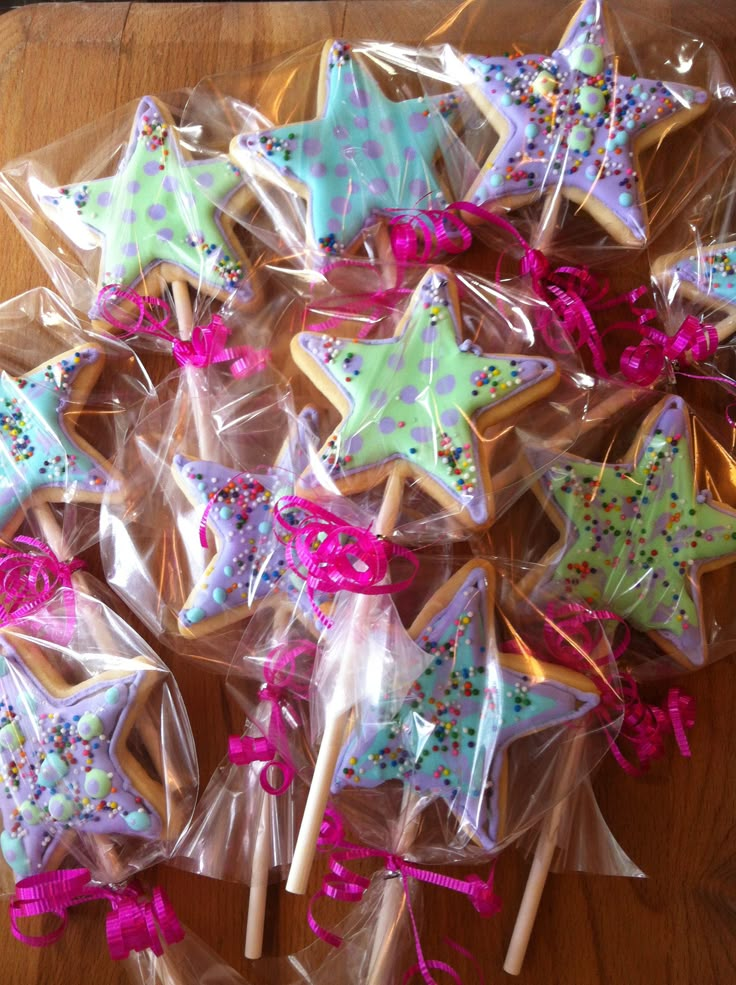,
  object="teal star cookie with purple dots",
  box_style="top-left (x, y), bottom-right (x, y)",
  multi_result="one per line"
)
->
top-left (0, 346), bottom-right (122, 538)
top-left (332, 560), bottom-right (600, 849)
top-left (653, 242), bottom-right (736, 344)
top-left (290, 266), bottom-right (559, 530)
top-left (532, 395), bottom-right (736, 668)
top-left (230, 40), bottom-right (460, 256)
top-left (461, 0), bottom-right (709, 245)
